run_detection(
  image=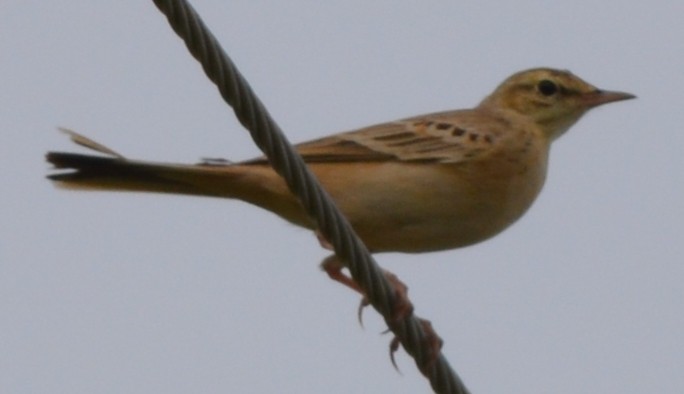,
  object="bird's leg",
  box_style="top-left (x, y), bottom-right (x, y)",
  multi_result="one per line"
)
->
top-left (316, 233), bottom-right (364, 293)
top-left (317, 234), bottom-right (440, 371)
top-left (319, 254), bottom-right (414, 324)
top-left (320, 254), bottom-right (364, 294)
